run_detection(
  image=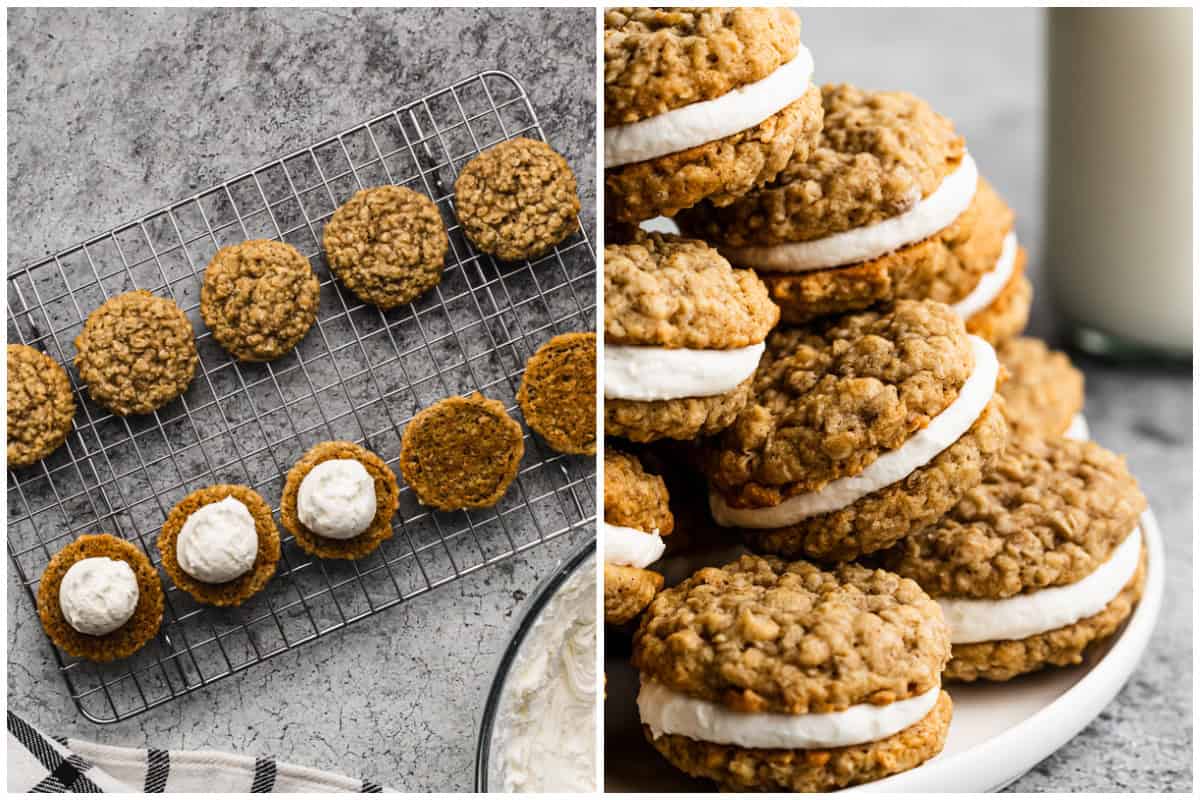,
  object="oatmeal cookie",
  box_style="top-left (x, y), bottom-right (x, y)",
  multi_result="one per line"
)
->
top-left (281, 441), bottom-right (399, 560)
top-left (604, 450), bottom-right (673, 625)
top-left (323, 185), bottom-right (447, 309)
top-left (605, 562), bottom-right (664, 626)
top-left (7, 344), bottom-right (74, 466)
top-left (74, 290), bottom-right (197, 416)
top-left (646, 690), bottom-right (952, 792)
top-left (37, 534), bottom-right (164, 662)
top-left (158, 484), bottom-right (280, 606)
top-left (604, 234), bottom-right (778, 349)
top-left (606, 376), bottom-right (755, 443)
top-left (517, 332), bottom-right (596, 455)
top-left (678, 84), bottom-right (965, 244)
top-left (604, 7), bottom-right (803, 123)
top-left (604, 450), bottom-right (673, 535)
top-left (882, 435), bottom-right (1147, 681)
top-left (400, 393), bottom-right (524, 511)
top-left (997, 337), bottom-right (1085, 439)
top-left (200, 239), bottom-right (319, 361)
top-left (605, 86), bottom-right (823, 223)
top-left (455, 138), bottom-right (580, 262)
top-left (965, 258), bottom-right (1032, 346)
